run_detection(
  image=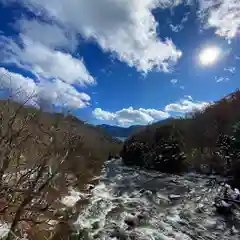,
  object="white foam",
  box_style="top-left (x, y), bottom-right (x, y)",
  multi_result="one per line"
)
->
top-left (61, 188), bottom-right (82, 207)
top-left (0, 223), bottom-right (10, 239)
